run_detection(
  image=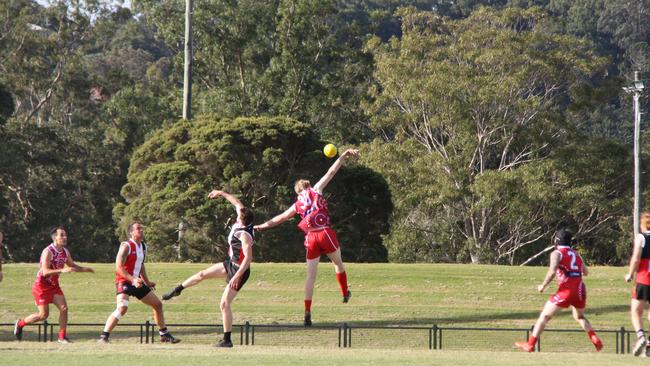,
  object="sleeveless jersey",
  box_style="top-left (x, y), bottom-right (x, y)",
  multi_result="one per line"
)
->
top-left (294, 188), bottom-right (331, 232)
top-left (554, 246), bottom-right (584, 286)
top-left (35, 243), bottom-right (69, 288)
top-left (636, 232), bottom-right (650, 285)
top-left (115, 239), bottom-right (146, 283)
top-left (227, 223), bottom-right (254, 266)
